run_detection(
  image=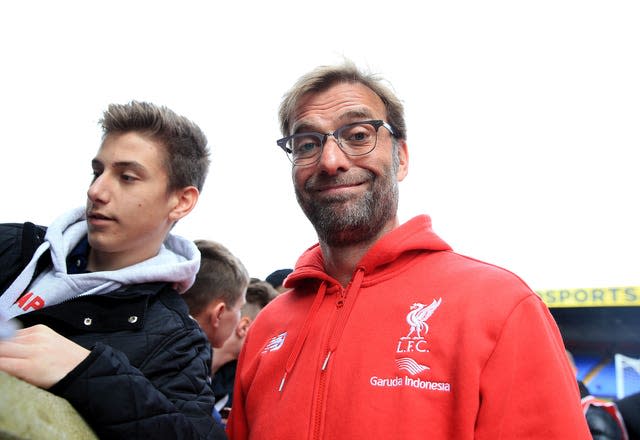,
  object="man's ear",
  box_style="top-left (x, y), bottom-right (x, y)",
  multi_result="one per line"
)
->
top-left (396, 140), bottom-right (409, 182)
top-left (236, 317), bottom-right (252, 339)
top-left (168, 186), bottom-right (199, 223)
